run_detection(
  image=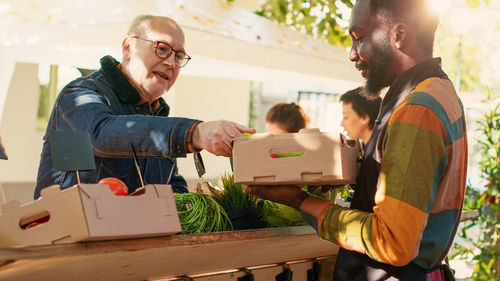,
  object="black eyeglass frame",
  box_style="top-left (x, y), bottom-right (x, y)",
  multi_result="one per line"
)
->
top-left (131, 35), bottom-right (191, 68)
